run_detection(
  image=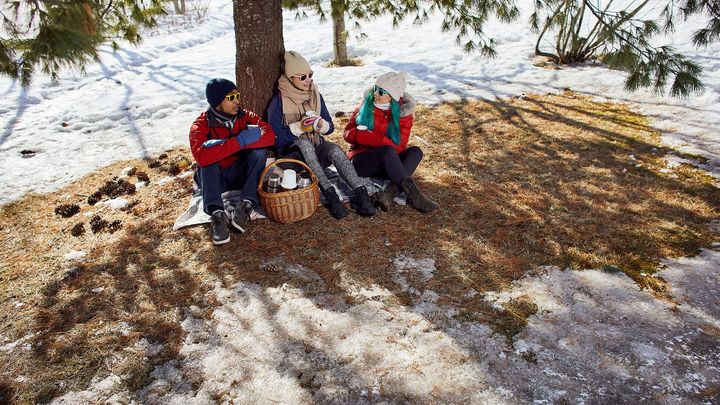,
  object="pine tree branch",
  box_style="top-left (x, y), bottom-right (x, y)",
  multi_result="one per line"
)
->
top-left (535, 14), bottom-right (560, 63)
top-left (571, 0), bottom-right (586, 49)
top-left (100, 0), bottom-right (114, 21)
top-left (584, 0), bottom-right (615, 52)
top-left (583, 0), bottom-right (654, 61)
